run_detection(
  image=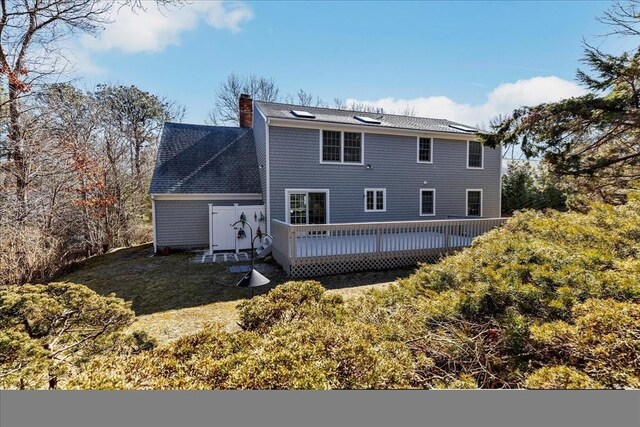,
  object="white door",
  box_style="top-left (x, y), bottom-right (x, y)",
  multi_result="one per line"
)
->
top-left (210, 206), bottom-right (237, 251)
top-left (209, 205), bottom-right (266, 253)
